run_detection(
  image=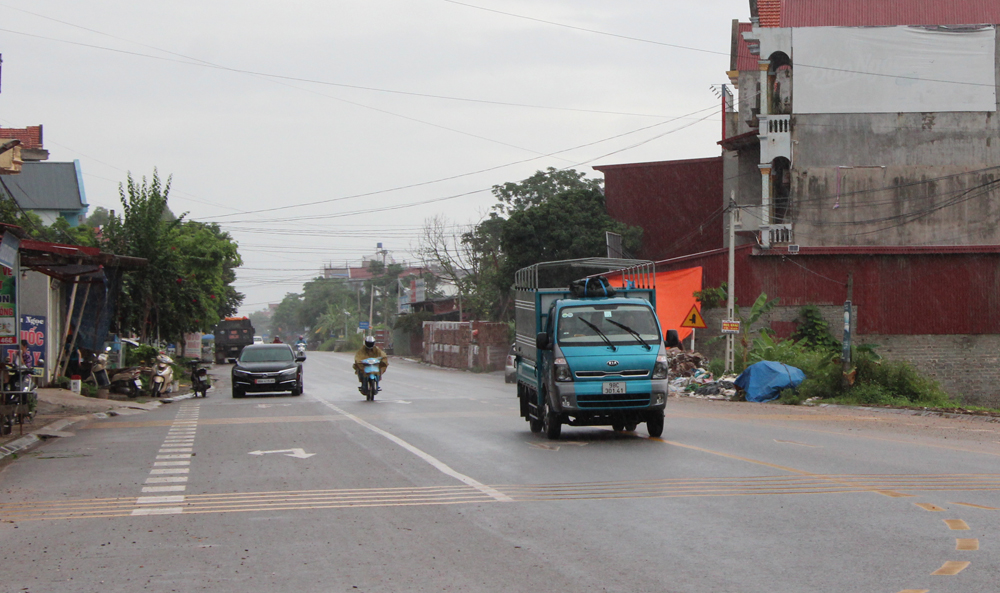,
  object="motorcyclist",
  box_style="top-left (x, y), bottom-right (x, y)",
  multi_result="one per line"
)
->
top-left (295, 336), bottom-right (306, 349)
top-left (353, 335), bottom-right (387, 385)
